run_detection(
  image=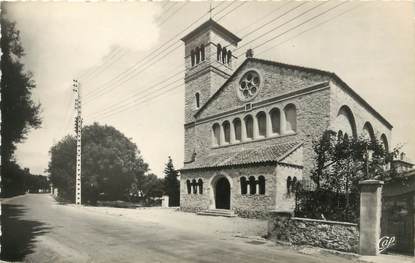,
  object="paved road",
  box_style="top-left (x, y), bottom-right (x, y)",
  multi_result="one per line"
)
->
top-left (2, 194), bottom-right (356, 263)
